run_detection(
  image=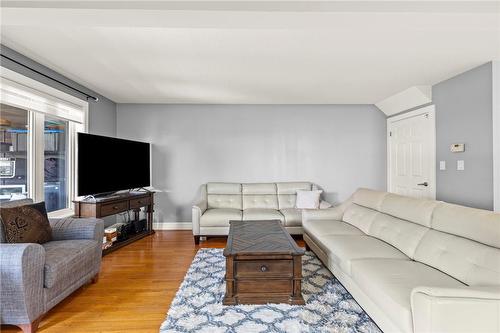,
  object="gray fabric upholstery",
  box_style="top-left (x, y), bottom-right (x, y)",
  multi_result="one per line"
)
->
top-left (0, 203), bottom-right (104, 327)
top-left (0, 243), bottom-right (44, 324)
